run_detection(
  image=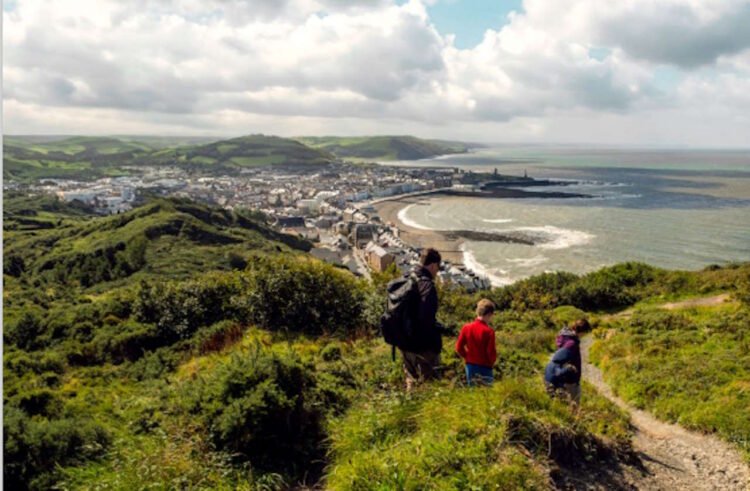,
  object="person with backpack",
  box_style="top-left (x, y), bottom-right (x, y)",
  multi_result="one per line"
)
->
top-left (455, 299), bottom-right (497, 386)
top-left (544, 318), bottom-right (586, 404)
top-left (380, 248), bottom-right (443, 391)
